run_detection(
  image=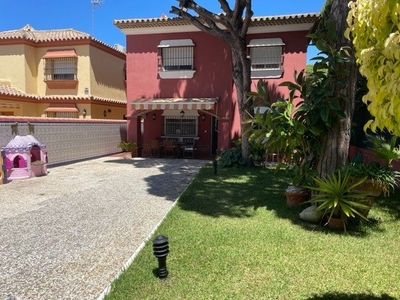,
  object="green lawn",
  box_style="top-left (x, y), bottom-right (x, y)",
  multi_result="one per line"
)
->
top-left (105, 164), bottom-right (400, 300)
